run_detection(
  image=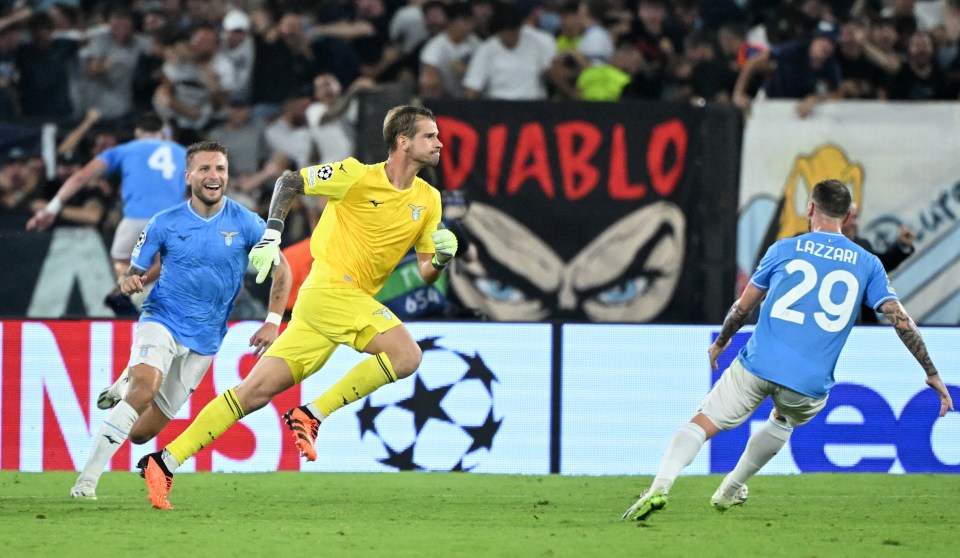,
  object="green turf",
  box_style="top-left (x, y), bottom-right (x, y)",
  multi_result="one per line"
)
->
top-left (1, 472), bottom-right (957, 558)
